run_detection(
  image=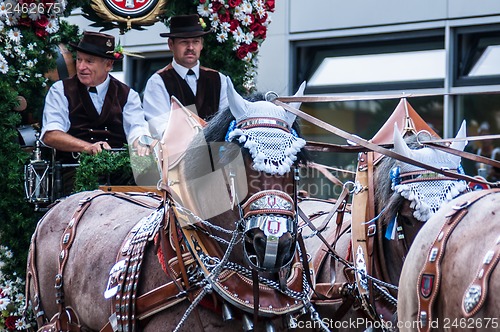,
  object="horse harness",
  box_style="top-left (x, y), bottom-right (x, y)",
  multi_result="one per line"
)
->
top-left (27, 186), bottom-right (315, 332)
top-left (417, 188), bottom-right (500, 332)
